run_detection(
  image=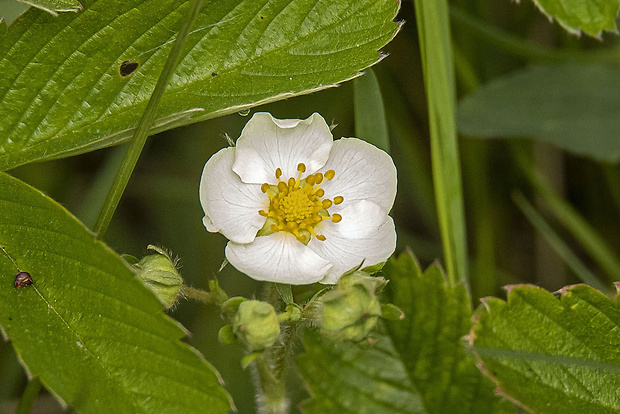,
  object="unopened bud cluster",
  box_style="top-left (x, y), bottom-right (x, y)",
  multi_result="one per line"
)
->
top-left (232, 300), bottom-right (281, 350)
top-left (133, 245), bottom-right (184, 309)
top-left (319, 272), bottom-right (386, 342)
